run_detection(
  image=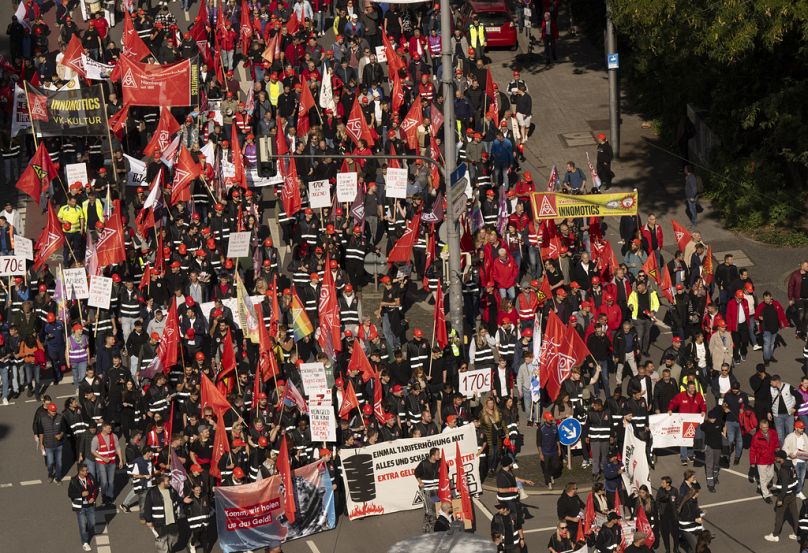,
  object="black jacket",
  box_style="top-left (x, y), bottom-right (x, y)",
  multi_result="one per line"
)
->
top-left (143, 486), bottom-right (182, 529)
